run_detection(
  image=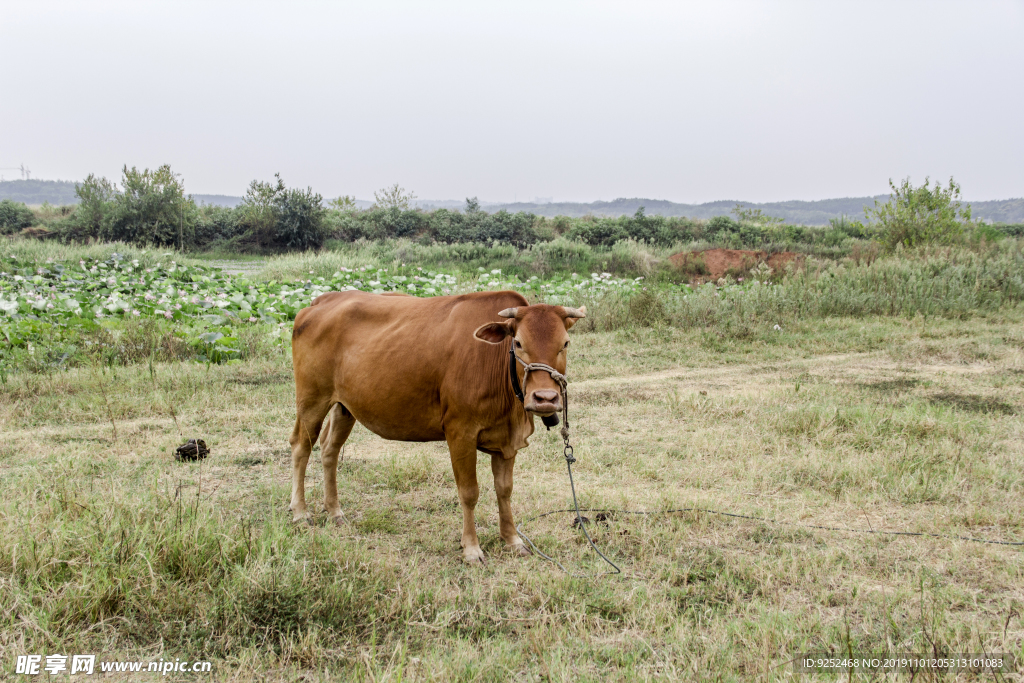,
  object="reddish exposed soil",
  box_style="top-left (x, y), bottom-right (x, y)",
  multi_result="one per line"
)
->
top-left (668, 248), bottom-right (805, 283)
